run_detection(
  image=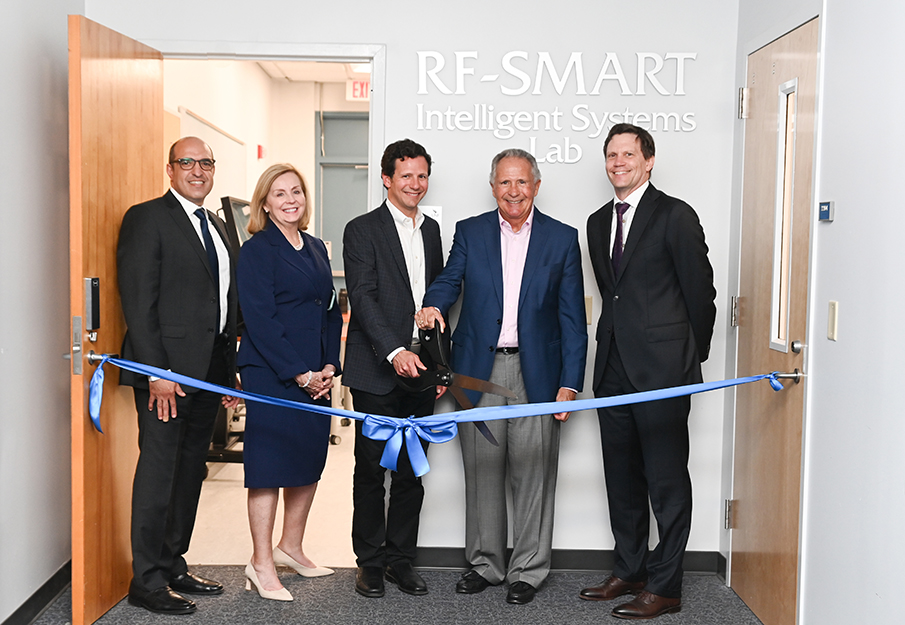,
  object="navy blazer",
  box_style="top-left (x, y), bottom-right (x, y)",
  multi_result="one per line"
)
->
top-left (236, 222), bottom-right (342, 382)
top-left (423, 208), bottom-right (587, 405)
top-left (587, 184), bottom-right (716, 392)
